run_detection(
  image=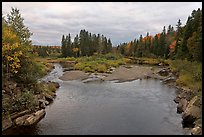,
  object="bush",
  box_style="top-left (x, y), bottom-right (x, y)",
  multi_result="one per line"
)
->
top-left (14, 60), bottom-right (47, 84)
top-left (96, 64), bottom-right (107, 73)
top-left (74, 62), bottom-right (85, 70)
top-left (170, 59), bottom-right (202, 92)
top-left (73, 54), bottom-right (126, 73)
top-left (84, 66), bottom-right (94, 73)
top-left (17, 90), bottom-right (38, 110)
top-left (3, 89), bottom-right (38, 114)
top-left (103, 53), bottom-right (122, 60)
